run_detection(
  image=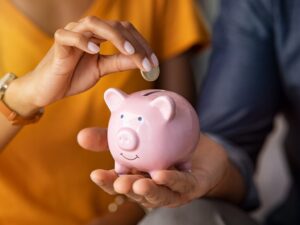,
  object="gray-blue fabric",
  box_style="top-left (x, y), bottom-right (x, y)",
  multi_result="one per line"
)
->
top-left (198, 0), bottom-right (300, 224)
